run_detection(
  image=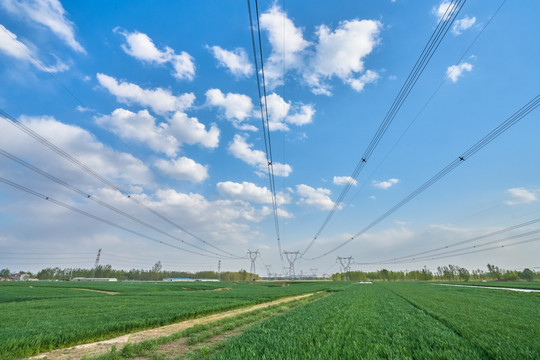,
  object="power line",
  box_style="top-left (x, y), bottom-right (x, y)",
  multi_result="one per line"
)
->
top-left (307, 94), bottom-right (540, 260)
top-left (0, 109), bottom-right (242, 259)
top-left (247, 0), bottom-right (283, 259)
top-left (359, 227), bottom-right (540, 265)
top-left (302, 0), bottom-right (467, 257)
top-left (0, 176), bottom-right (226, 259)
top-left (370, 215), bottom-right (540, 264)
top-left (0, 147), bottom-right (241, 259)
top-left (344, 0), bottom-right (507, 216)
